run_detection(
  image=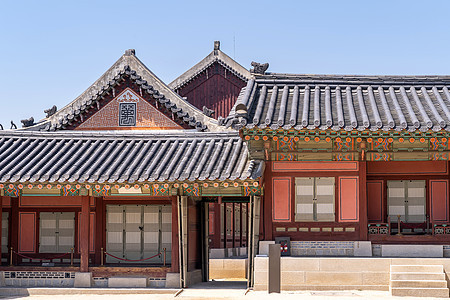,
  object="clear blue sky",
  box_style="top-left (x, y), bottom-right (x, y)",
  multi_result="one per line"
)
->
top-left (1, 0), bottom-right (450, 128)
